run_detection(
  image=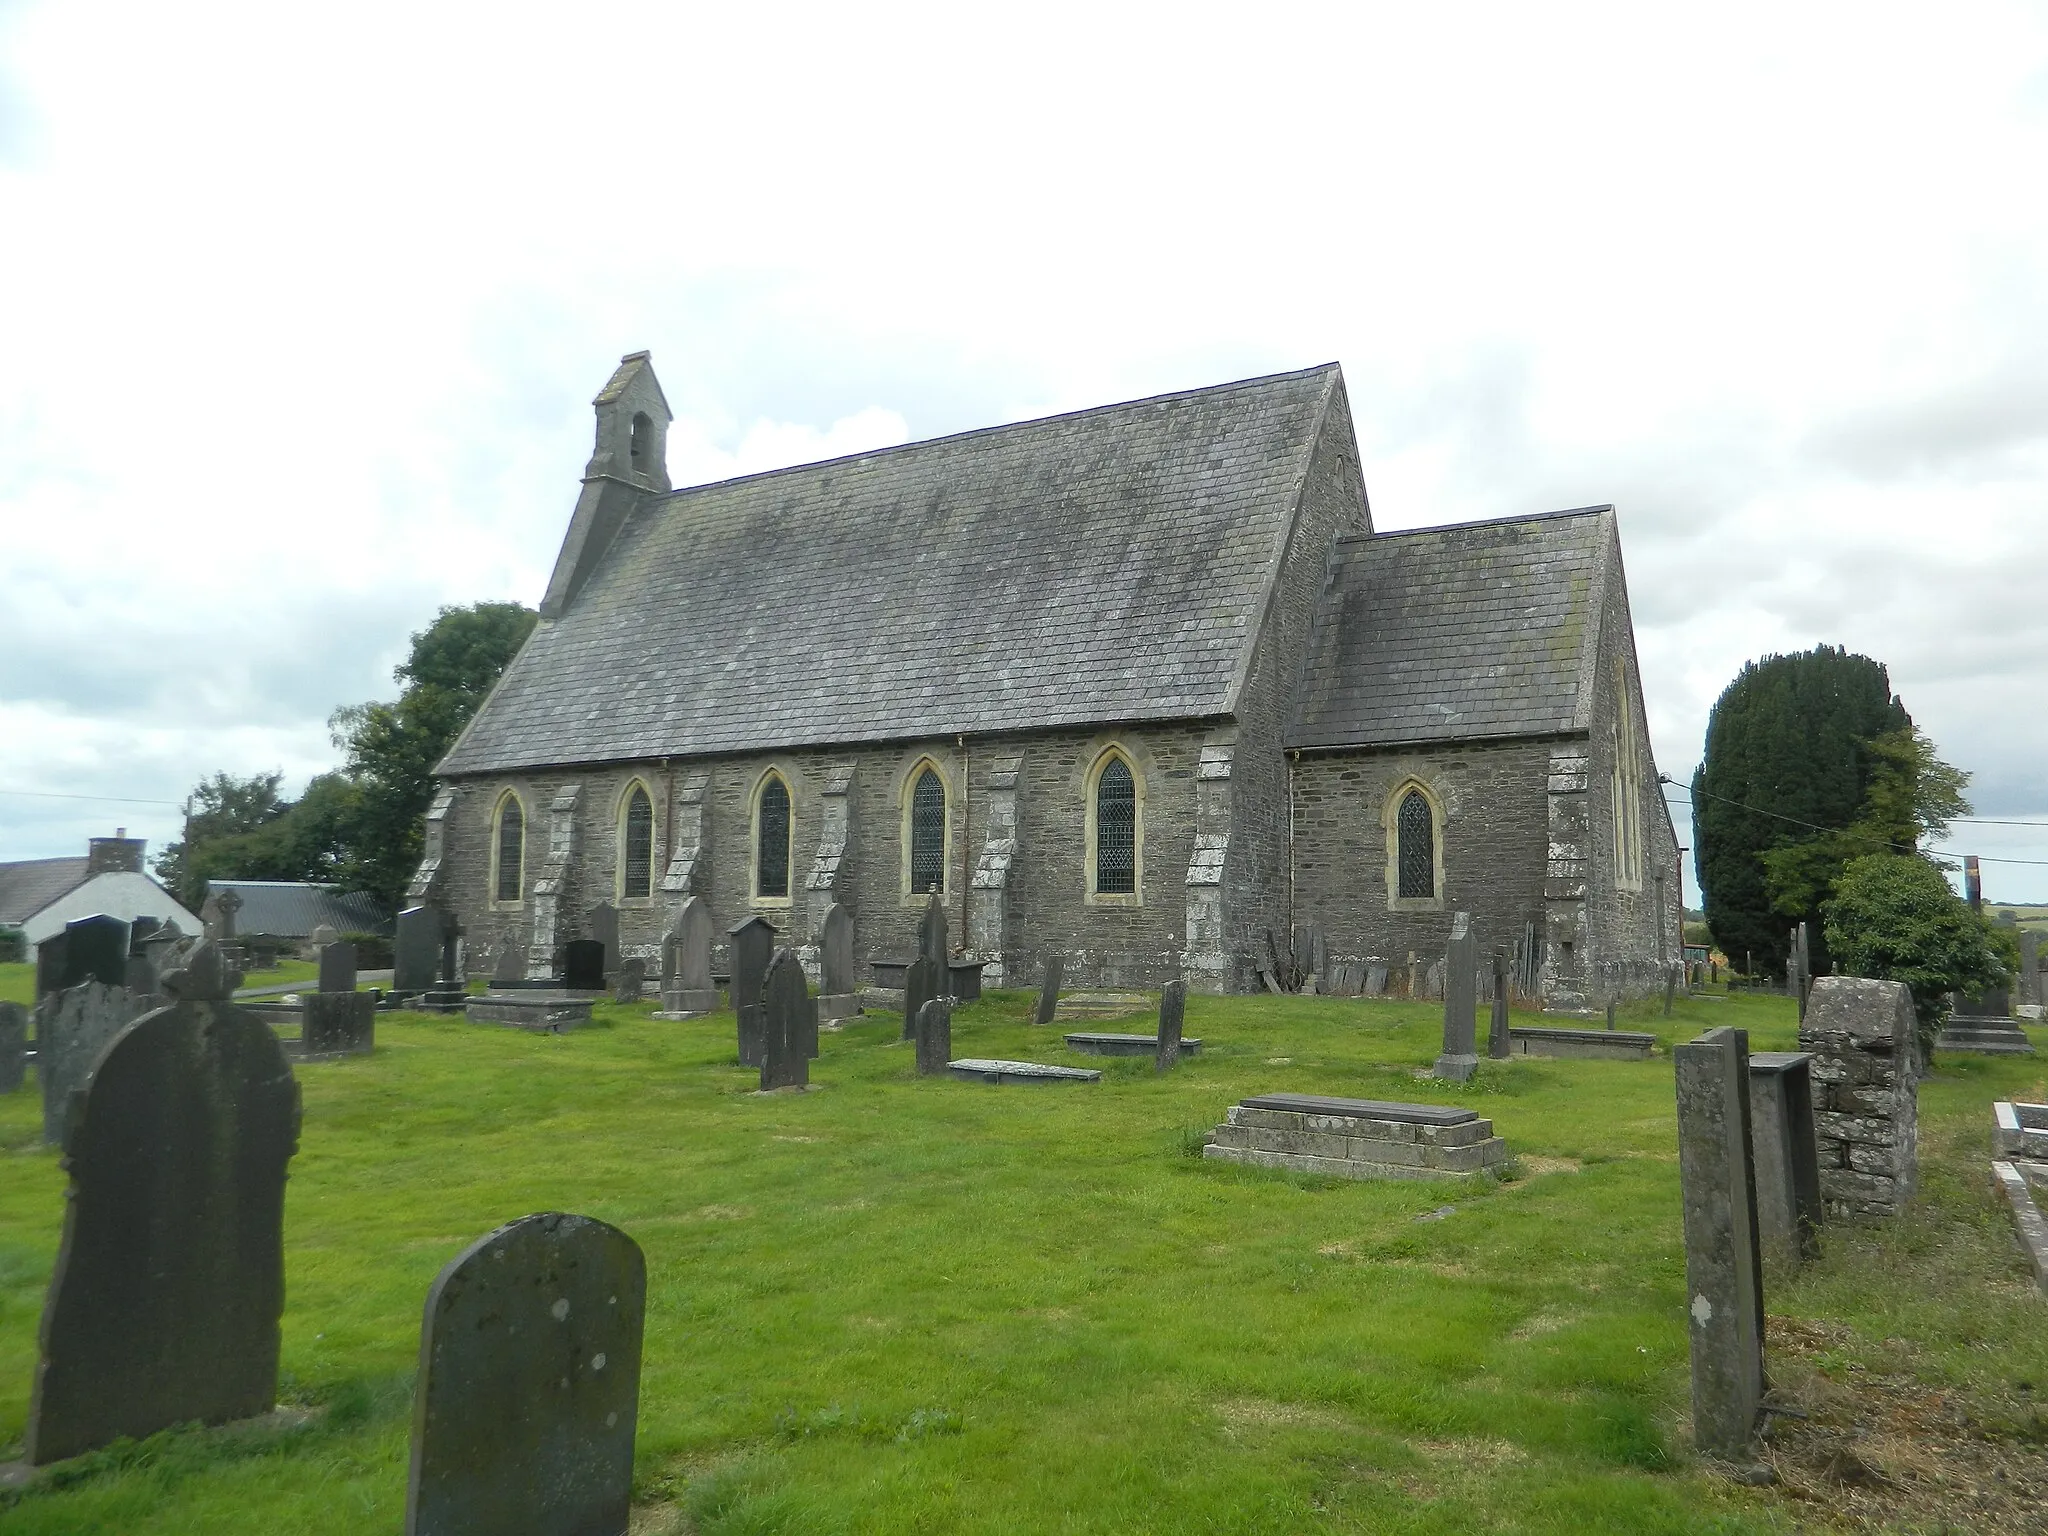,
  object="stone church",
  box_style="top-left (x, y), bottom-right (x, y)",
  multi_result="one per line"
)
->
top-left (418, 352), bottom-right (1679, 1007)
